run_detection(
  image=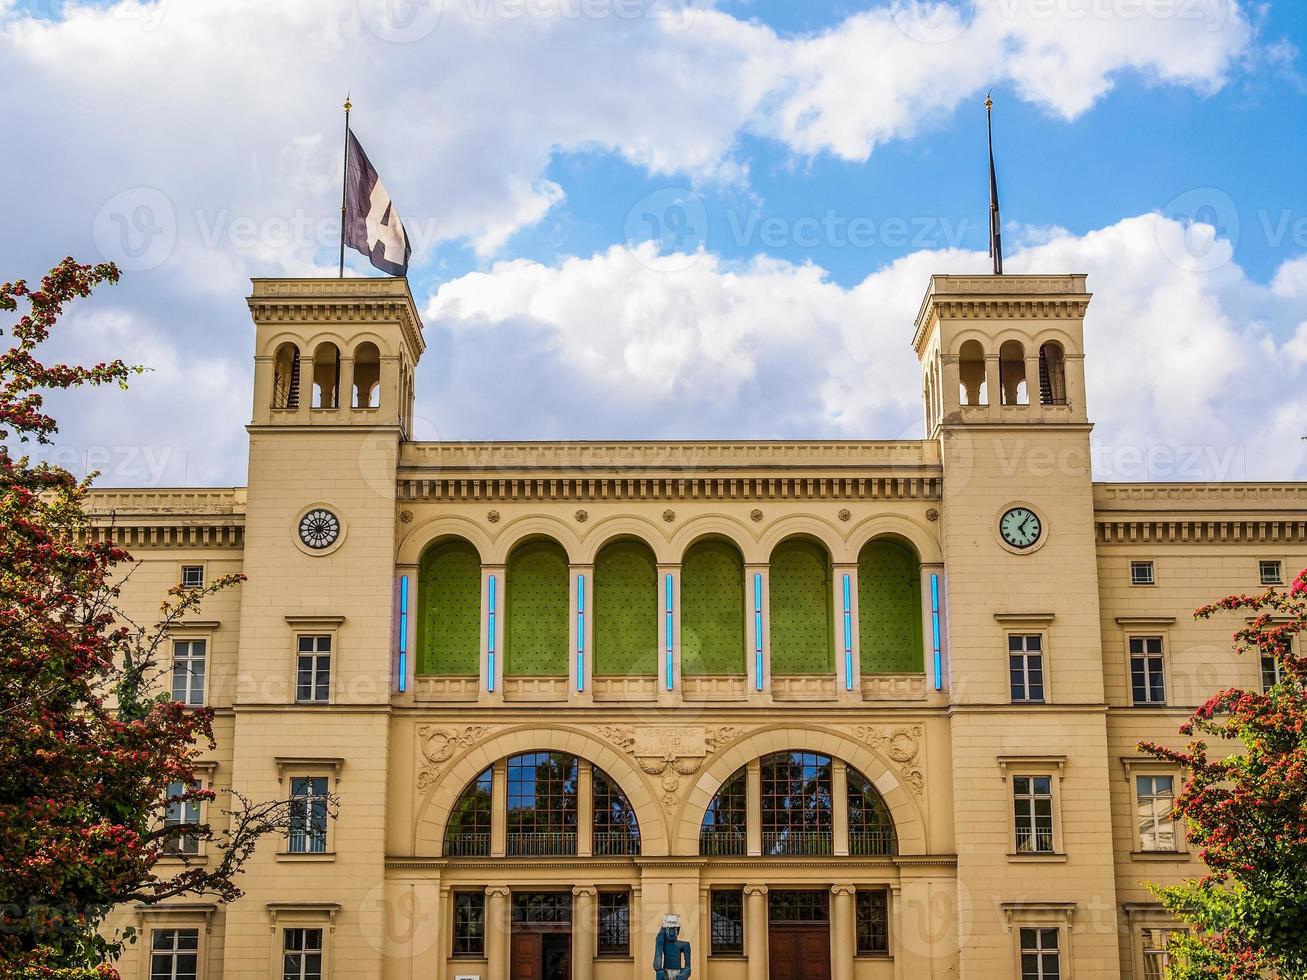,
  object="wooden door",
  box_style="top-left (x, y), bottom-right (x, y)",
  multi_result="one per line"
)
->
top-left (768, 924), bottom-right (831, 980)
top-left (511, 931), bottom-right (542, 980)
